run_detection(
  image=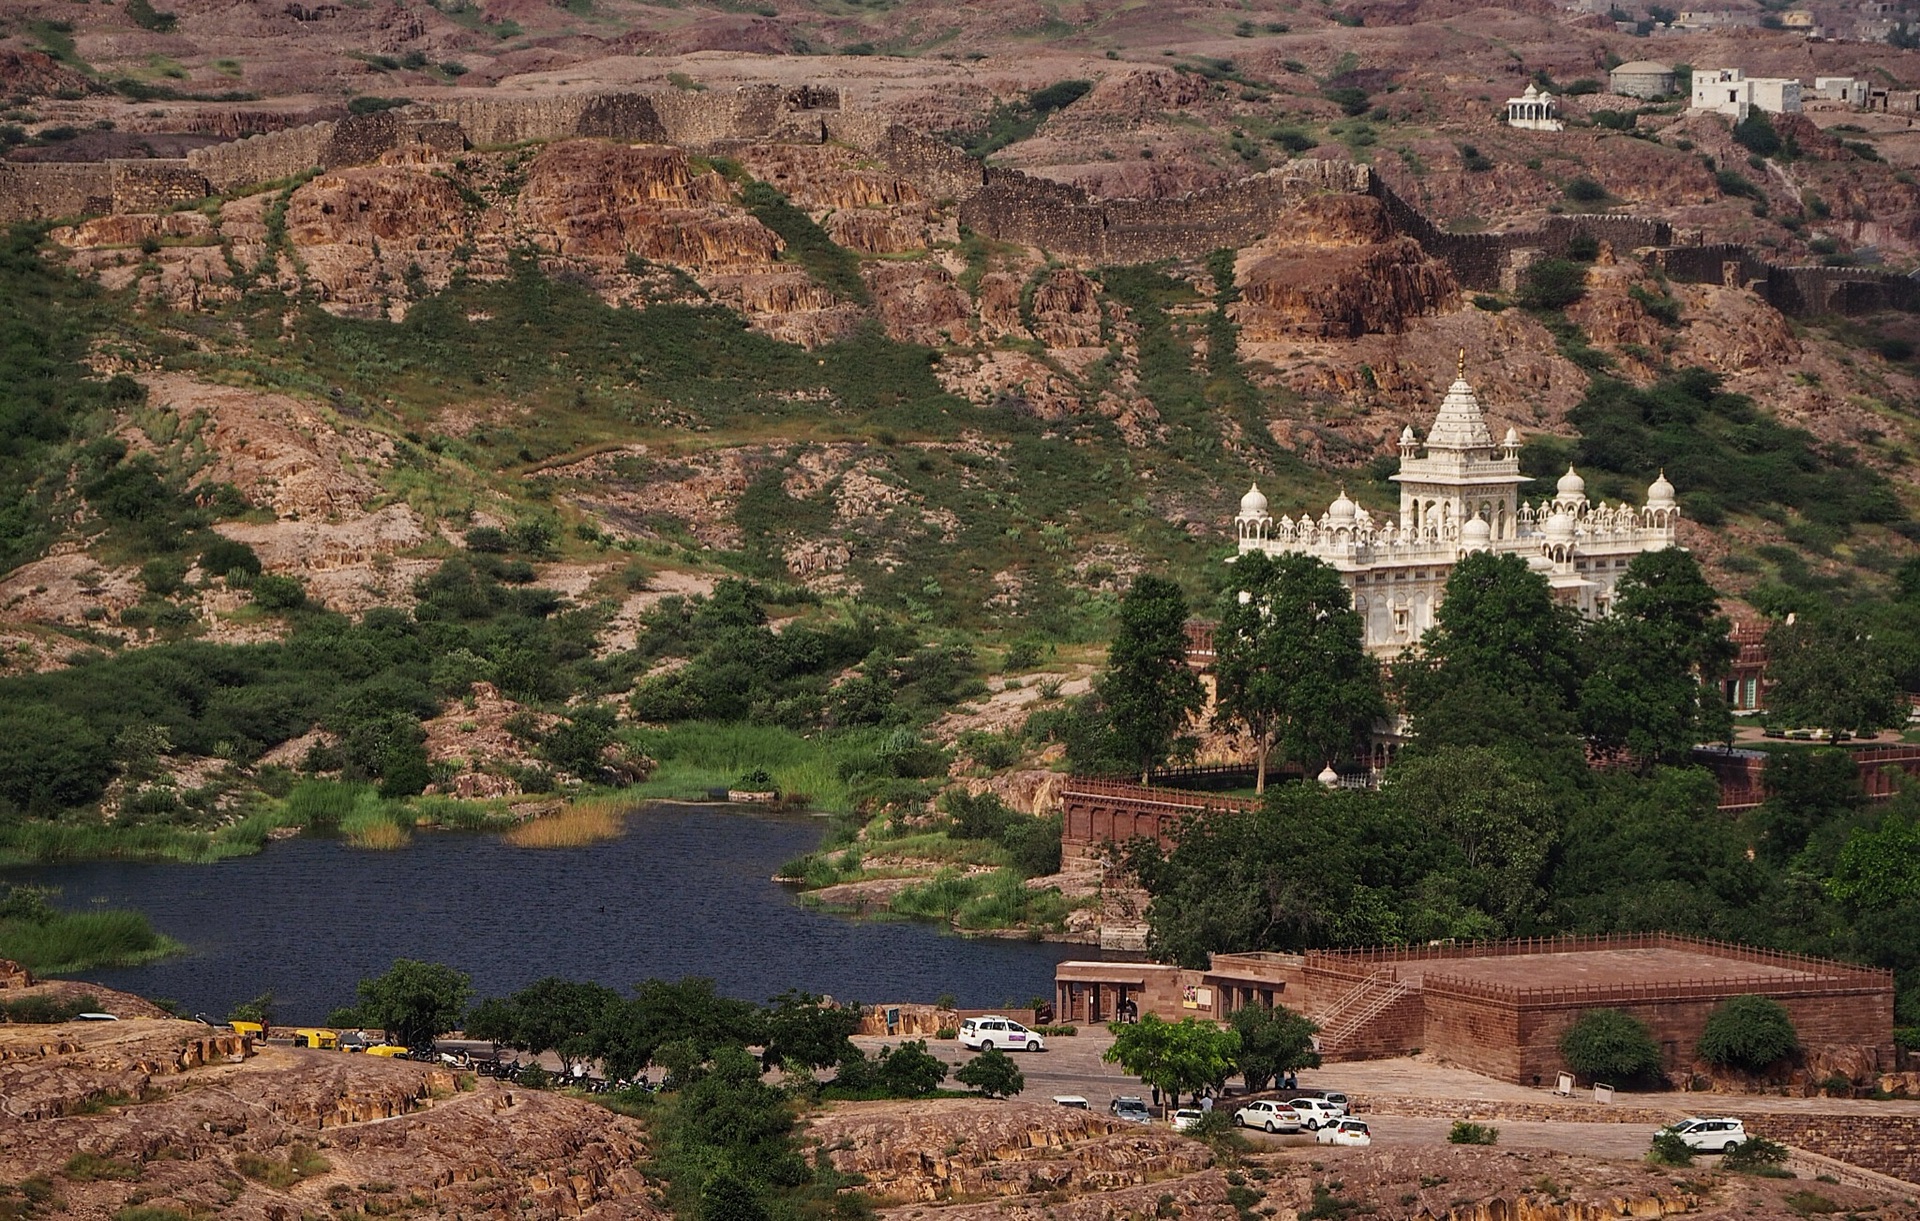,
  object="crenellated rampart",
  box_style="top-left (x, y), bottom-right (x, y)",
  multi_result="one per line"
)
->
top-left (6, 85), bottom-right (1916, 319)
top-left (187, 121), bottom-right (334, 193)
